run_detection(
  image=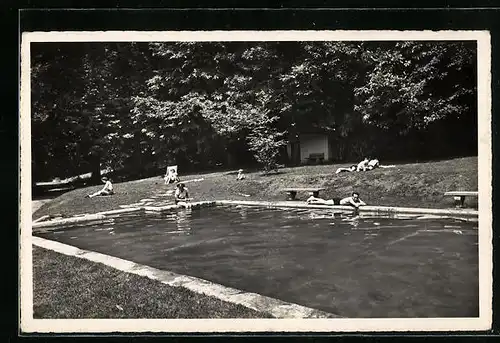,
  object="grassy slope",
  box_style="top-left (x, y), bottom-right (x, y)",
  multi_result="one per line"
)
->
top-left (33, 246), bottom-right (273, 318)
top-left (34, 156), bottom-right (478, 219)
